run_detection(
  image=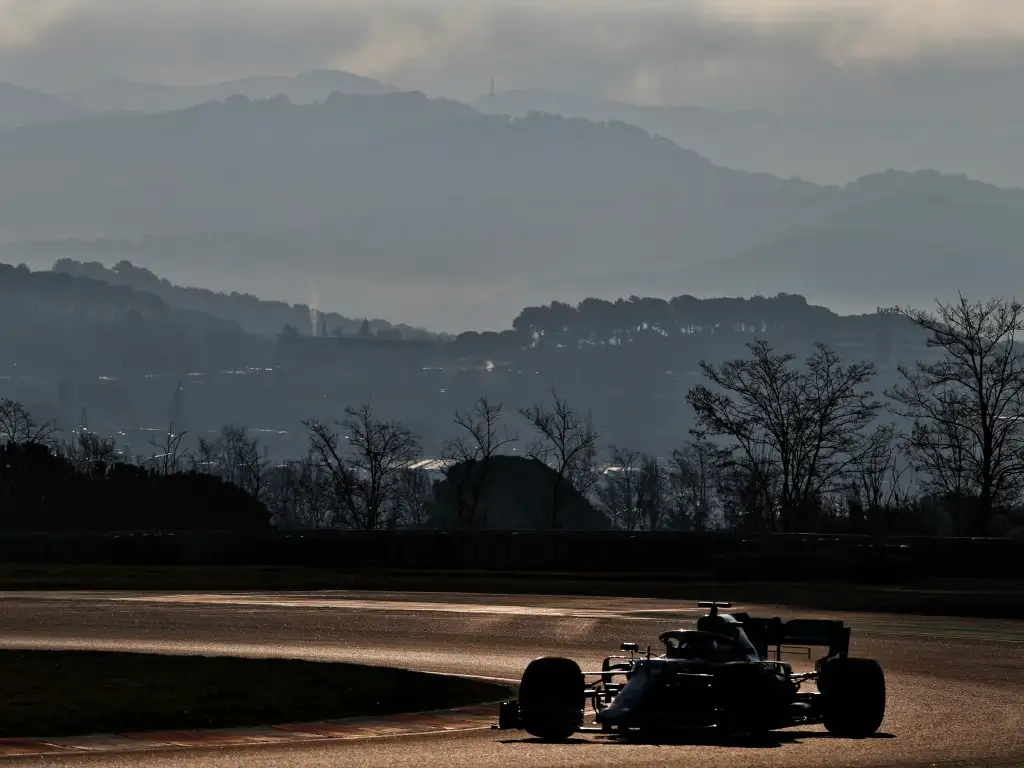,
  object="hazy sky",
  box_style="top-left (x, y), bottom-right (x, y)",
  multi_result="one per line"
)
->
top-left (2, 0), bottom-right (1023, 112)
